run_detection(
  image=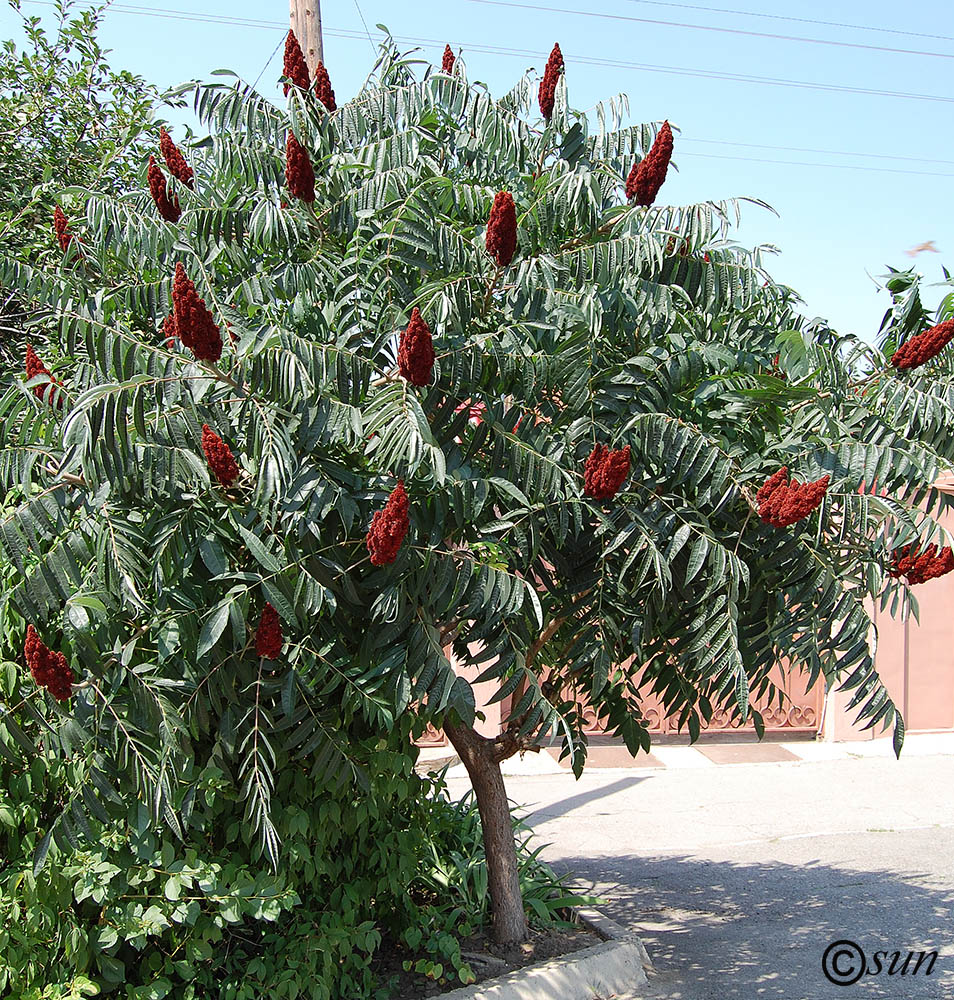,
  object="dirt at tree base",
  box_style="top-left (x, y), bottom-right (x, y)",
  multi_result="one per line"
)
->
top-left (371, 922), bottom-right (600, 998)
